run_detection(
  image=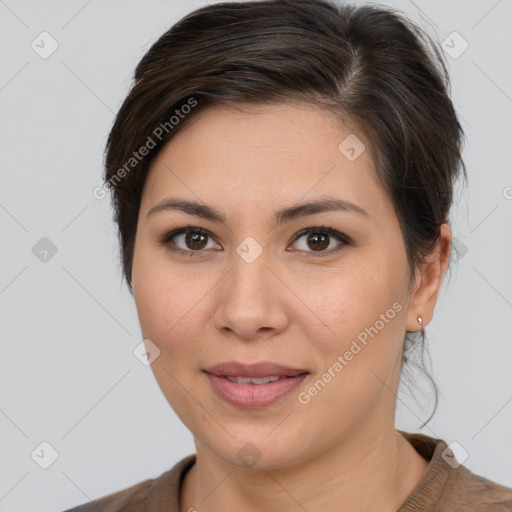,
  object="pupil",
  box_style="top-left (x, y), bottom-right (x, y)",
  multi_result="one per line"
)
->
top-left (186, 232), bottom-right (206, 250)
top-left (308, 233), bottom-right (328, 251)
